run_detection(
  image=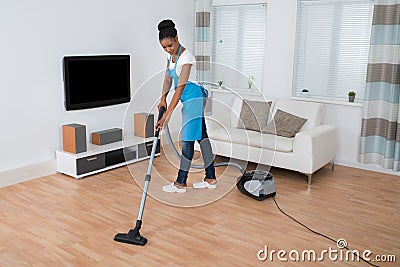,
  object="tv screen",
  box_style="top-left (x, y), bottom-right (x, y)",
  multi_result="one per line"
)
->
top-left (63, 55), bottom-right (131, 111)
